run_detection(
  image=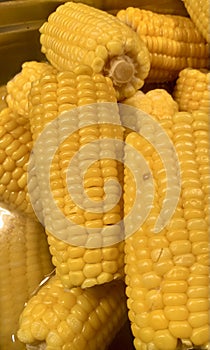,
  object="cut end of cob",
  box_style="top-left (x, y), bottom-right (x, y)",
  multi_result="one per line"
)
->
top-left (108, 55), bottom-right (135, 85)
